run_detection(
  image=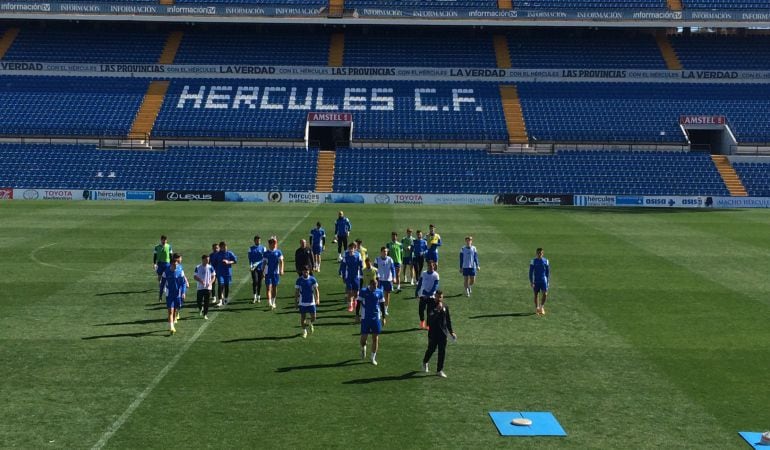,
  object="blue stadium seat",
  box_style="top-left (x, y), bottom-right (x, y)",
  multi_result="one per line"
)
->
top-left (333, 148), bottom-right (729, 196)
top-left (0, 144), bottom-right (318, 192)
top-left (0, 76), bottom-right (147, 137)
